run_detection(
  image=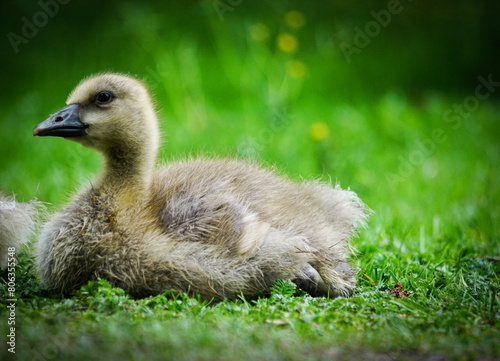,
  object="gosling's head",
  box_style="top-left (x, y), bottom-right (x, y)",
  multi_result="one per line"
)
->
top-left (34, 73), bottom-right (159, 154)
